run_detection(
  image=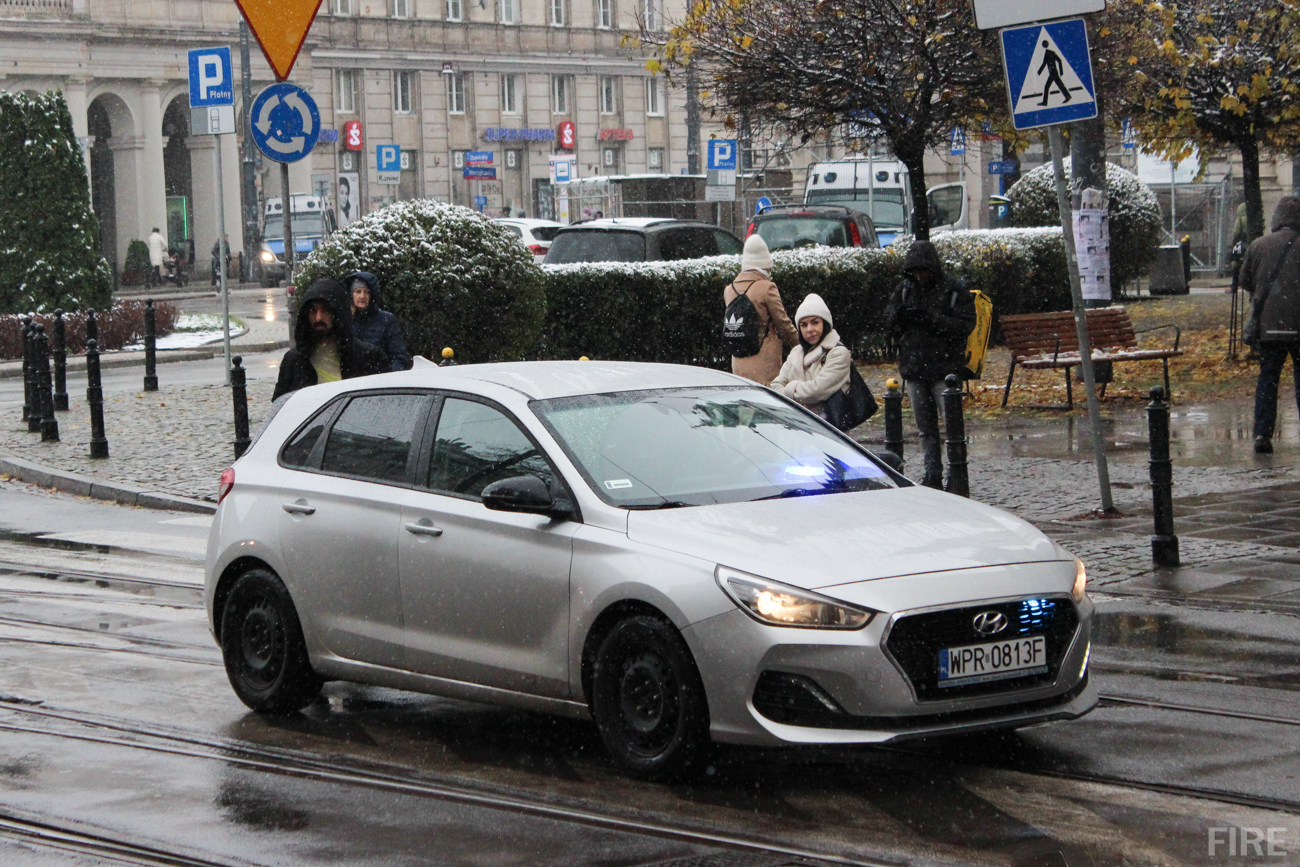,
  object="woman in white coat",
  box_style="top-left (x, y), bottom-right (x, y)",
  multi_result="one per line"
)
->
top-left (770, 293), bottom-right (852, 418)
